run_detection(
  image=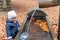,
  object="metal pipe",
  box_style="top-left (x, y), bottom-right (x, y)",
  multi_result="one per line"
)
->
top-left (27, 8), bottom-right (37, 32)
